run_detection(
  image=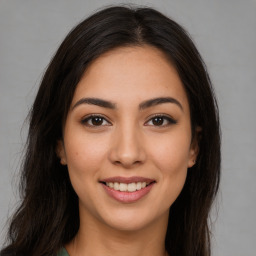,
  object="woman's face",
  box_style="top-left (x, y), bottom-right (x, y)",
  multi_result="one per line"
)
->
top-left (58, 45), bottom-right (198, 232)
